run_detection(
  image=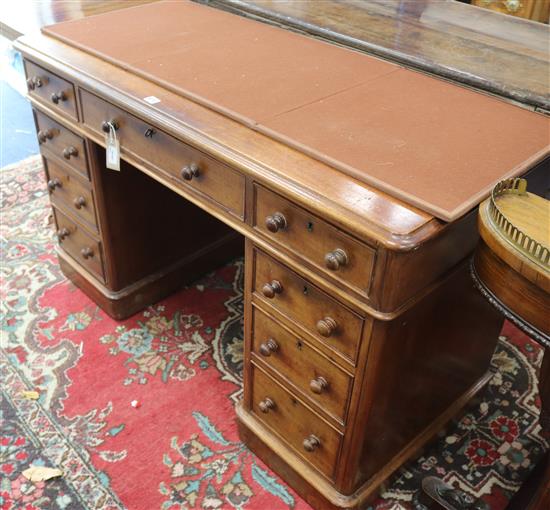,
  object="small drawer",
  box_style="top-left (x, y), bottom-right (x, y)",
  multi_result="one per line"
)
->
top-left (80, 89), bottom-right (245, 218)
top-left (252, 306), bottom-right (352, 423)
top-left (53, 208), bottom-right (105, 283)
top-left (45, 158), bottom-right (98, 232)
top-left (254, 185), bottom-right (375, 297)
top-left (34, 110), bottom-right (89, 179)
top-left (25, 60), bottom-right (78, 121)
top-left (251, 364), bottom-right (342, 480)
top-left (253, 249), bottom-right (364, 363)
